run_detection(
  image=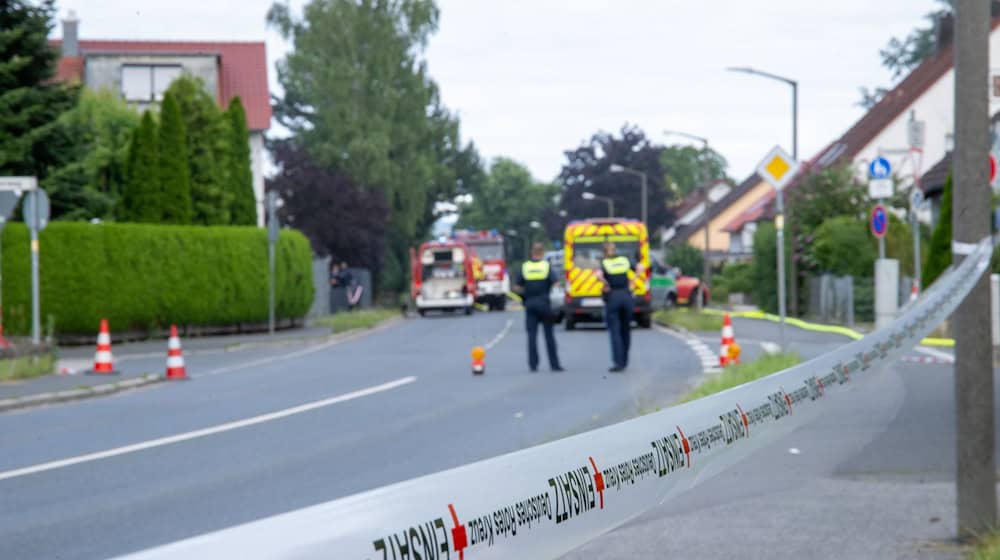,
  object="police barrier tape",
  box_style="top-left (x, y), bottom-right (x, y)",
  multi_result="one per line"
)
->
top-left (118, 237), bottom-right (993, 560)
